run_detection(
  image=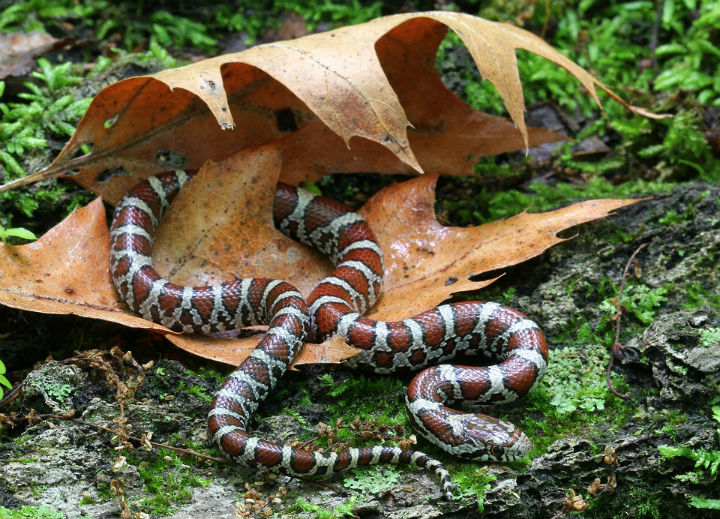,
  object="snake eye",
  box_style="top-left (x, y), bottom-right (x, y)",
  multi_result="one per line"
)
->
top-left (490, 446), bottom-right (505, 459)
